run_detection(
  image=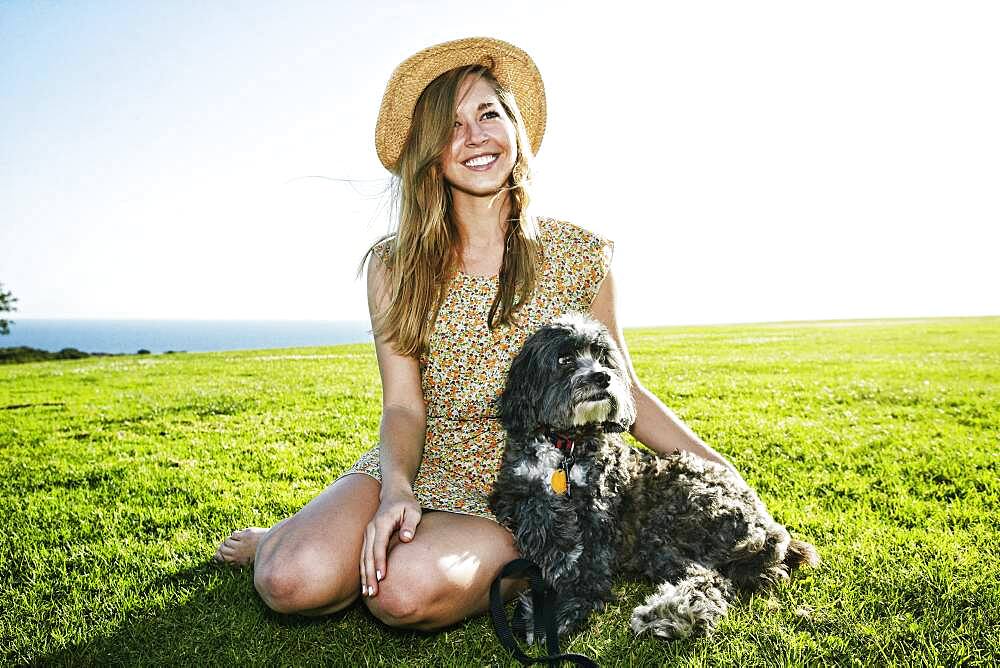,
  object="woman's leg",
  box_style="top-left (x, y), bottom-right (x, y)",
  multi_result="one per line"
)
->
top-left (216, 473), bottom-right (524, 623)
top-left (363, 510), bottom-right (525, 630)
top-left (249, 473), bottom-right (381, 615)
